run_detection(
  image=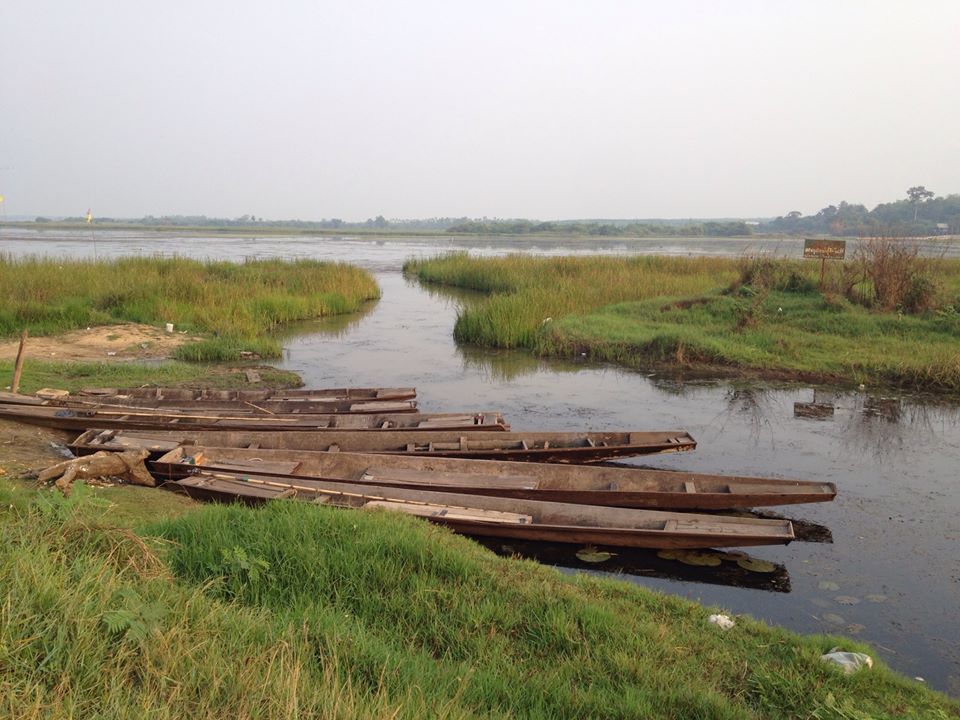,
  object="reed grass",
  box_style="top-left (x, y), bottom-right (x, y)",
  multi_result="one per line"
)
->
top-left (0, 255), bottom-right (380, 360)
top-left (406, 253), bottom-right (960, 391)
top-left (1, 484), bottom-right (953, 719)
